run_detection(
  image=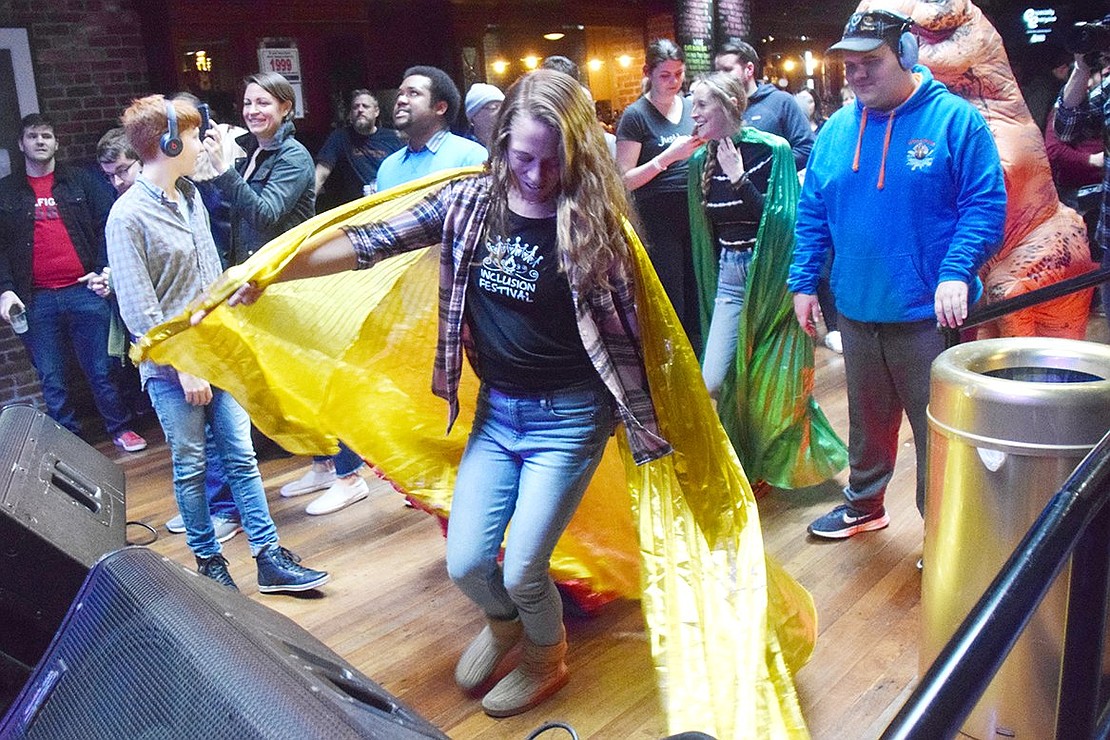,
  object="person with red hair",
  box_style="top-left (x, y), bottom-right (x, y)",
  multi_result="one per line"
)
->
top-left (107, 94), bottom-right (328, 594)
